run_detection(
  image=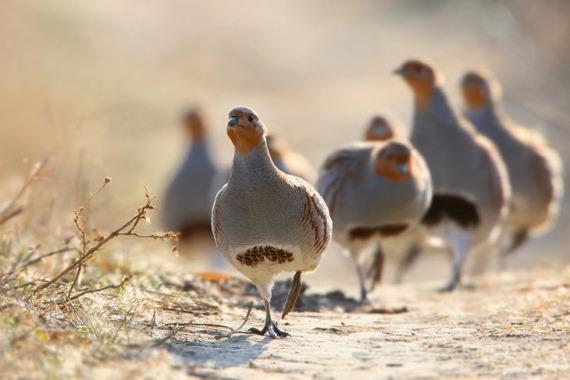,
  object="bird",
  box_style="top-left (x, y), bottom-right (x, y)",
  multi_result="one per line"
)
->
top-left (394, 59), bottom-right (510, 292)
top-left (212, 106), bottom-right (332, 338)
top-left (461, 71), bottom-right (563, 255)
top-left (162, 108), bottom-right (219, 245)
top-left (317, 139), bottom-right (432, 301)
top-left (362, 115), bottom-right (446, 286)
top-left (266, 134), bottom-right (316, 183)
